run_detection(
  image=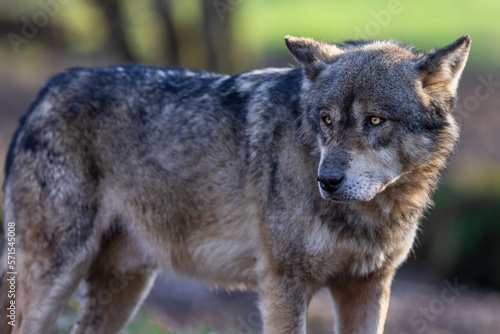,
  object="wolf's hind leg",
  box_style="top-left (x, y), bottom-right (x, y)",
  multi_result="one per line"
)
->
top-left (1, 138), bottom-right (101, 333)
top-left (71, 220), bottom-right (157, 334)
top-left (0, 199), bottom-right (95, 334)
top-left (0, 251), bottom-right (91, 334)
top-left (9, 252), bottom-right (91, 334)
